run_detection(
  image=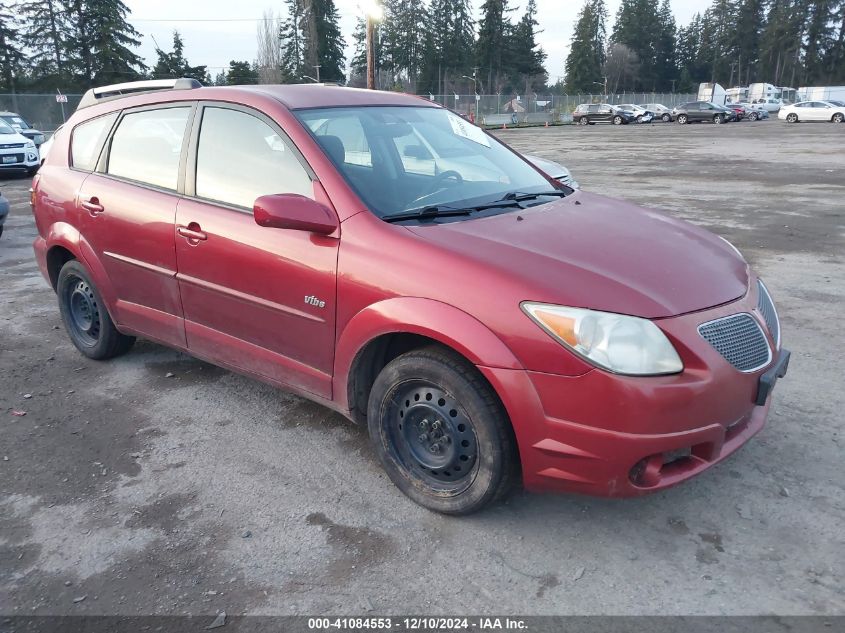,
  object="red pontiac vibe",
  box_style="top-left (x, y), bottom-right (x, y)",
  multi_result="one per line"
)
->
top-left (31, 80), bottom-right (790, 514)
